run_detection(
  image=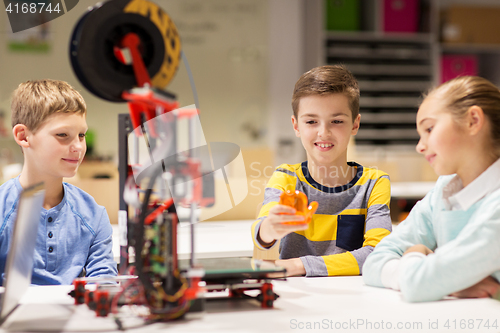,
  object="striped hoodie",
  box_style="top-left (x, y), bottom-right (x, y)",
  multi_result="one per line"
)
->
top-left (251, 161), bottom-right (392, 276)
